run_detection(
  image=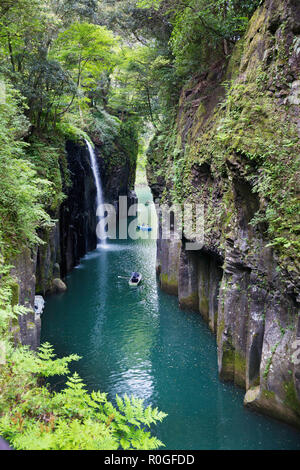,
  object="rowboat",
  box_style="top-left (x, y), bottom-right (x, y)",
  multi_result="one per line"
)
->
top-left (137, 224), bottom-right (152, 232)
top-left (129, 272), bottom-right (142, 286)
